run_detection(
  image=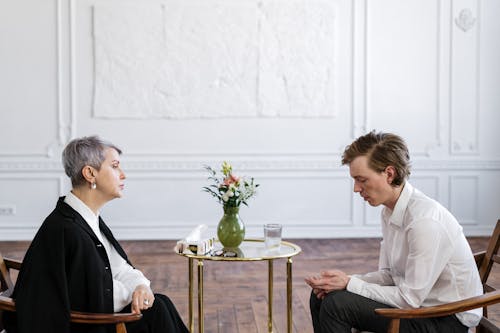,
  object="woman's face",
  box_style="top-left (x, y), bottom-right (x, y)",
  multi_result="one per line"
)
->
top-left (94, 148), bottom-right (126, 201)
